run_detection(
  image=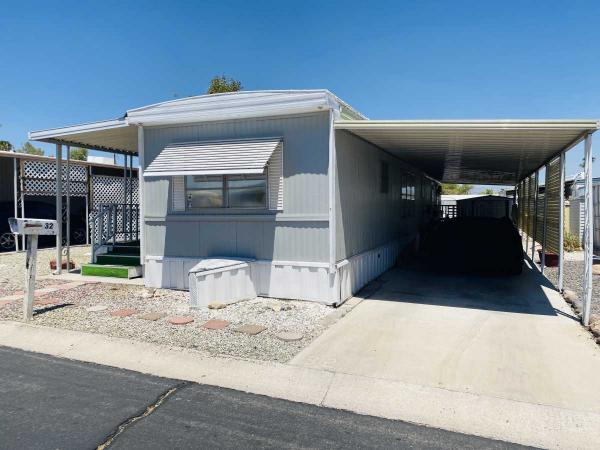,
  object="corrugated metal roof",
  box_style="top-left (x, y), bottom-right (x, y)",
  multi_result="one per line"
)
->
top-left (144, 137), bottom-right (282, 177)
top-left (335, 120), bottom-right (598, 185)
